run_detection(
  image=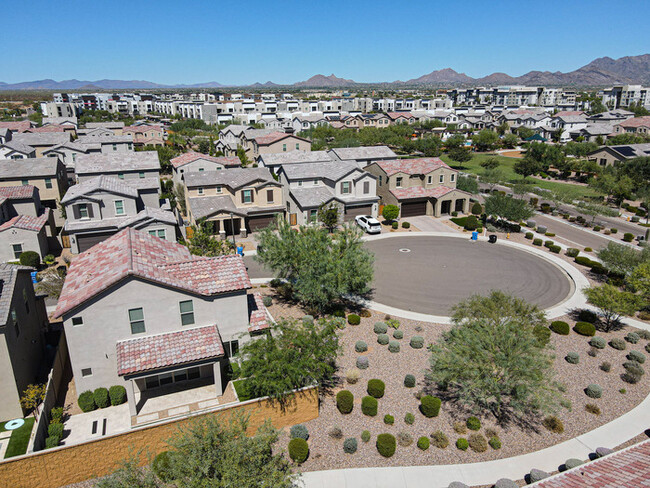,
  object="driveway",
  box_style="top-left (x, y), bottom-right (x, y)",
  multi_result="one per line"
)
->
top-left (405, 216), bottom-right (461, 233)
